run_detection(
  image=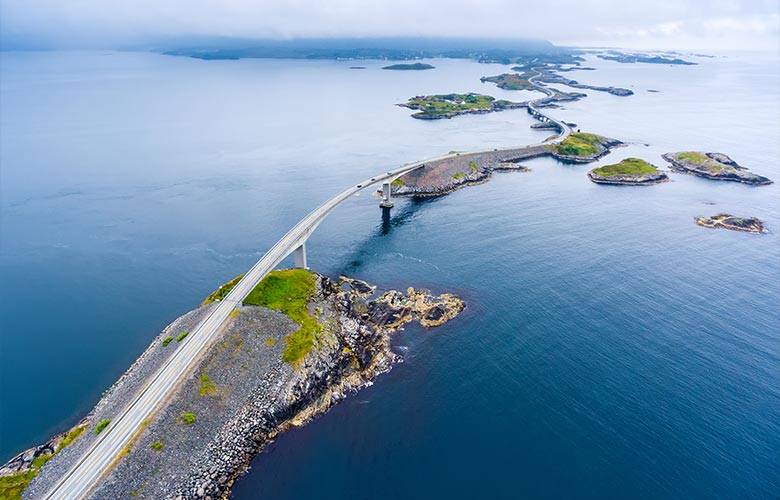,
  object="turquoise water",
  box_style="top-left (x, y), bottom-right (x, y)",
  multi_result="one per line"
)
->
top-left (1, 51), bottom-right (778, 498)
